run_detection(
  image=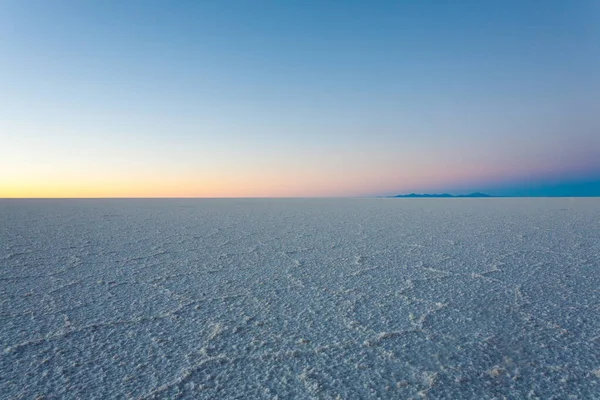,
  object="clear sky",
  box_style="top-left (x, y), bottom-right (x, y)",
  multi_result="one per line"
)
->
top-left (1, 0), bottom-right (599, 197)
